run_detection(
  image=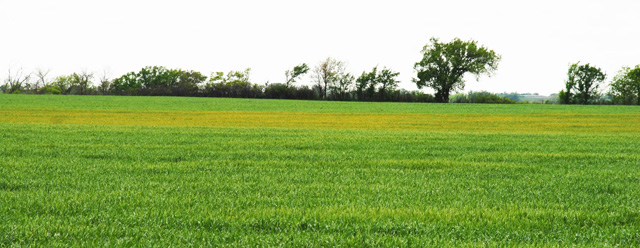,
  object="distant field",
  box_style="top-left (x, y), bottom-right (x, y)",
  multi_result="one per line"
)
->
top-left (1, 94), bottom-right (640, 246)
